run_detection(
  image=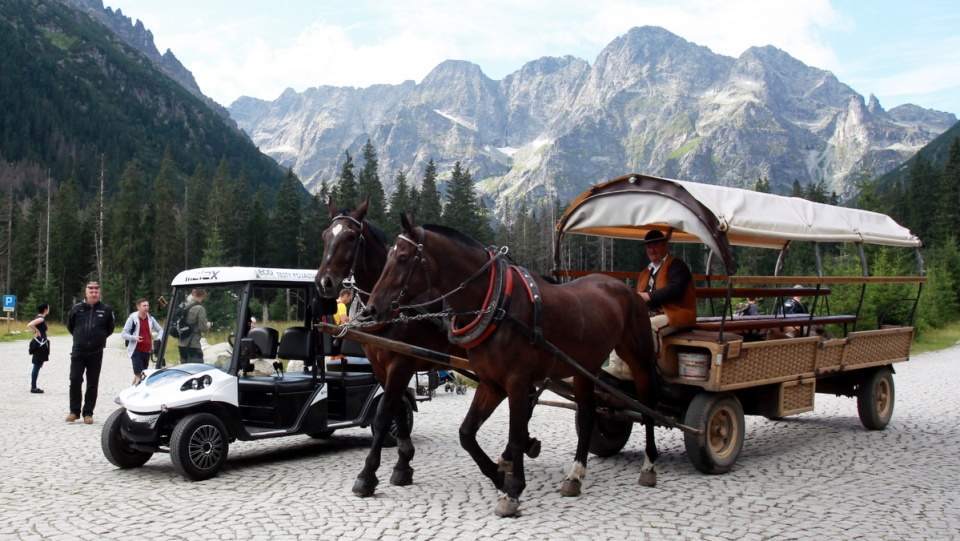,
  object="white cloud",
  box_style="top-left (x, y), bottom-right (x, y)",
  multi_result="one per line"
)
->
top-left (110, 0), bottom-right (959, 113)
